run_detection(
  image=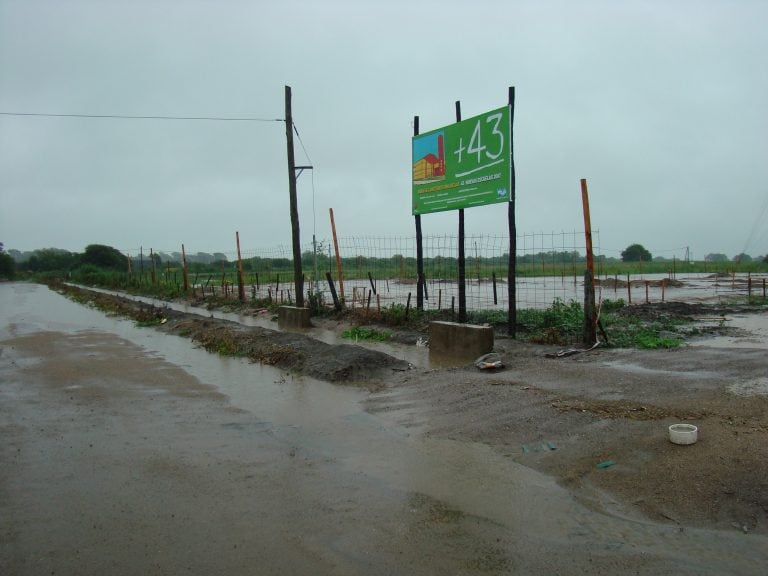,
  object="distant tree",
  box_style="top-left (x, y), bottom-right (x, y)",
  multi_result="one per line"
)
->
top-left (705, 253), bottom-right (728, 262)
top-left (763, 255), bottom-right (768, 264)
top-left (621, 243), bottom-right (652, 262)
top-left (0, 251), bottom-right (15, 279)
top-left (732, 253), bottom-right (753, 263)
top-left (82, 244), bottom-right (125, 271)
top-left (26, 248), bottom-right (79, 272)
